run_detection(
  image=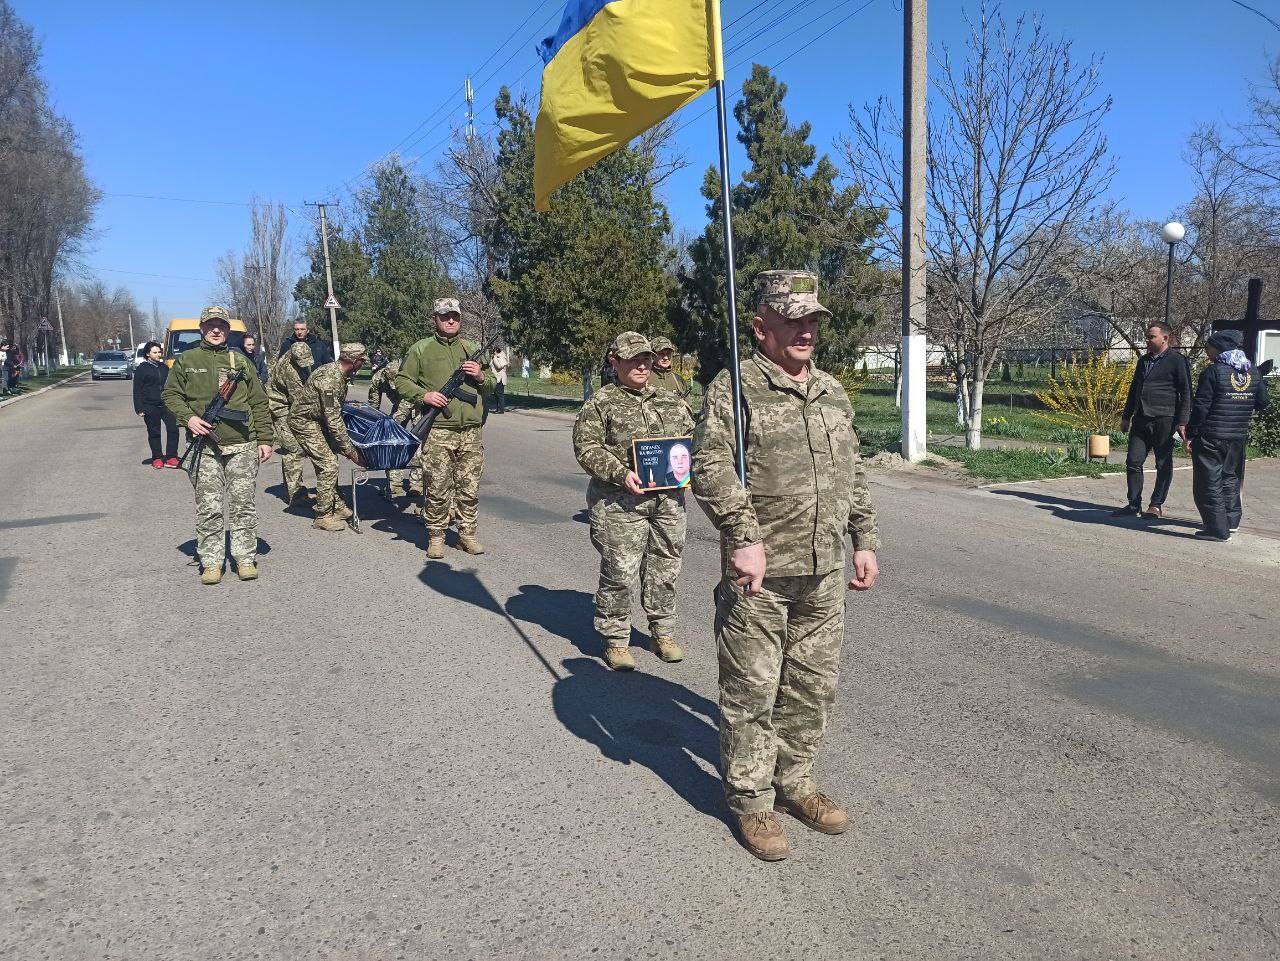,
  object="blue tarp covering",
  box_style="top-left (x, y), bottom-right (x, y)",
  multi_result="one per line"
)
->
top-left (340, 402), bottom-right (419, 471)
